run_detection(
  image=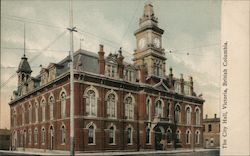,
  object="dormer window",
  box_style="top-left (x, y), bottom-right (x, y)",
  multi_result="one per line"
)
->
top-left (105, 64), bottom-right (117, 78)
top-left (124, 69), bottom-right (135, 82)
top-left (184, 85), bottom-right (190, 95)
top-left (175, 82), bottom-right (181, 93)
